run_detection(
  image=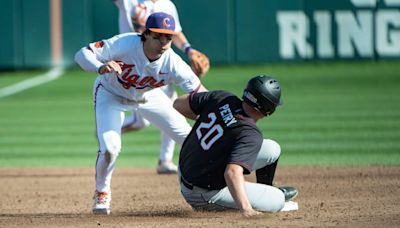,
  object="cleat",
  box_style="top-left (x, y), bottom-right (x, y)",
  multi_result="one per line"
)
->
top-left (278, 186), bottom-right (298, 202)
top-left (92, 208), bottom-right (111, 215)
top-left (92, 191), bottom-right (111, 215)
top-left (157, 160), bottom-right (178, 174)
